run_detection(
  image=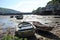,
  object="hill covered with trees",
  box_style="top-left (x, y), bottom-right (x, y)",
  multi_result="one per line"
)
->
top-left (33, 0), bottom-right (60, 15)
top-left (0, 7), bottom-right (20, 14)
